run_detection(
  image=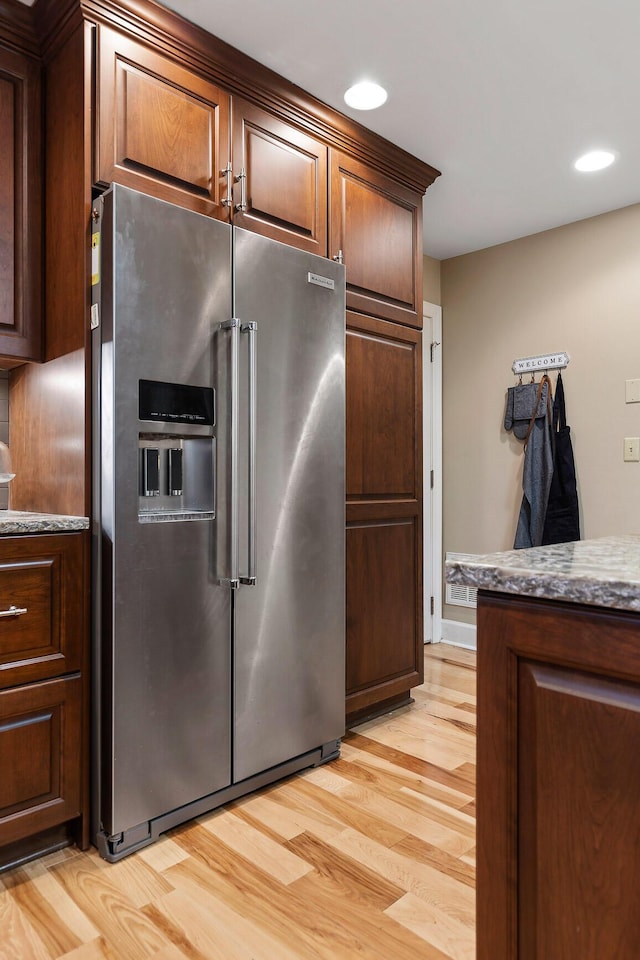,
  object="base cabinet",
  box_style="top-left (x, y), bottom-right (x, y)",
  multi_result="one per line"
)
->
top-left (477, 591), bottom-right (640, 960)
top-left (0, 532), bottom-right (88, 864)
top-left (346, 513), bottom-right (421, 715)
top-left (0, 675), bottom-right (82, 846)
